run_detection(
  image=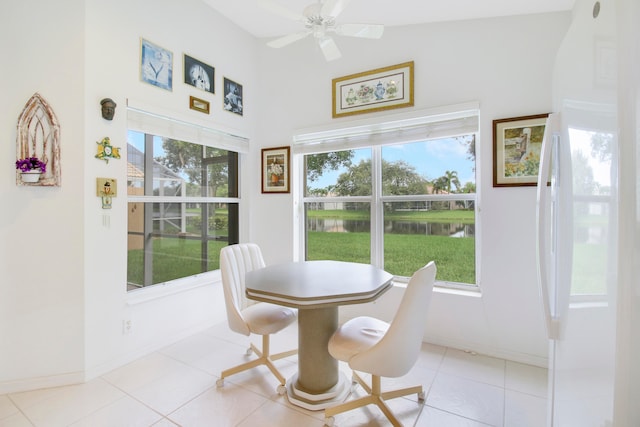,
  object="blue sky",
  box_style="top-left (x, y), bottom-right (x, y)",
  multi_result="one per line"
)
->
top-left (128, 130), bottom-right (476, 190)
top-left (310, 137), bottom-right (475, 189)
